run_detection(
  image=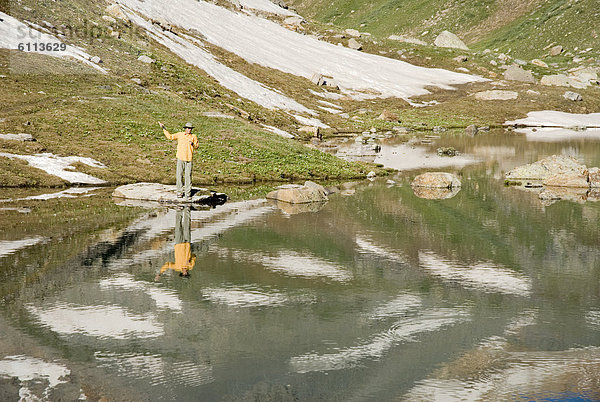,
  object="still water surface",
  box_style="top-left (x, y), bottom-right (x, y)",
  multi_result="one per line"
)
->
top-left (1, 129), bottom-right (600, 400)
